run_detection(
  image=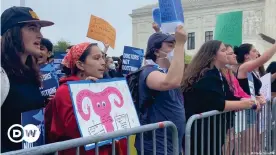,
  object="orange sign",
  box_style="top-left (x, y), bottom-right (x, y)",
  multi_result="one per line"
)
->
top-left (87, 15), bottom-right (116, 49)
